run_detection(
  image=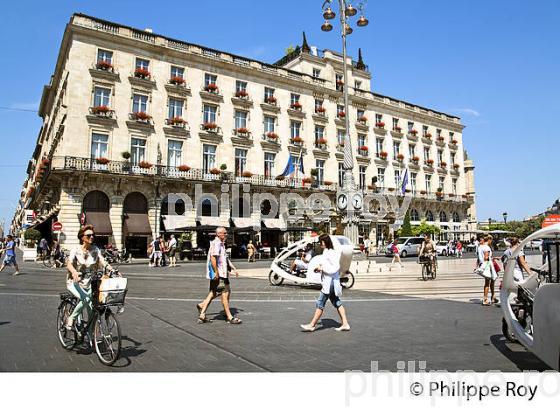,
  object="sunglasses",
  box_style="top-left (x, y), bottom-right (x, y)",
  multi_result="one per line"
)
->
top-left (84, 233), bottom-right (95, 238)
